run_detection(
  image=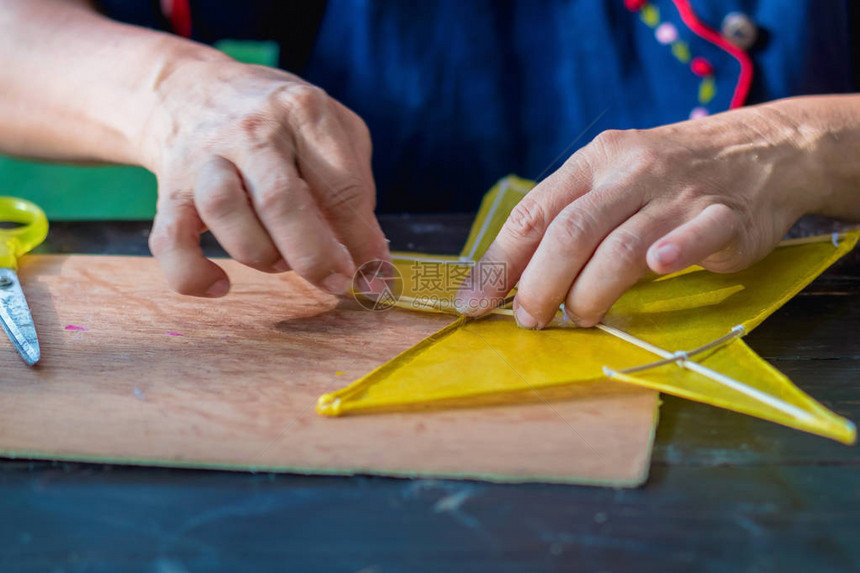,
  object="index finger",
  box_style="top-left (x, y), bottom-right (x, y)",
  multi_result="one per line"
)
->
top-left (455, 154), bottom-right (594, 315)
top-left (241, 150), bottom-right (356, 294)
